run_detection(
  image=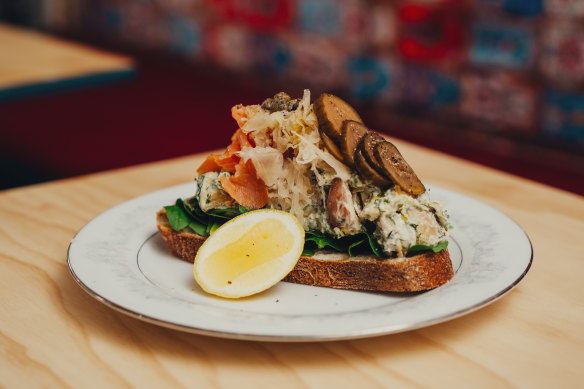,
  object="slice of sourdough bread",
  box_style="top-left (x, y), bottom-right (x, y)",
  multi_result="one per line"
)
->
top-left (156, 209), bottom-right (454, 292)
